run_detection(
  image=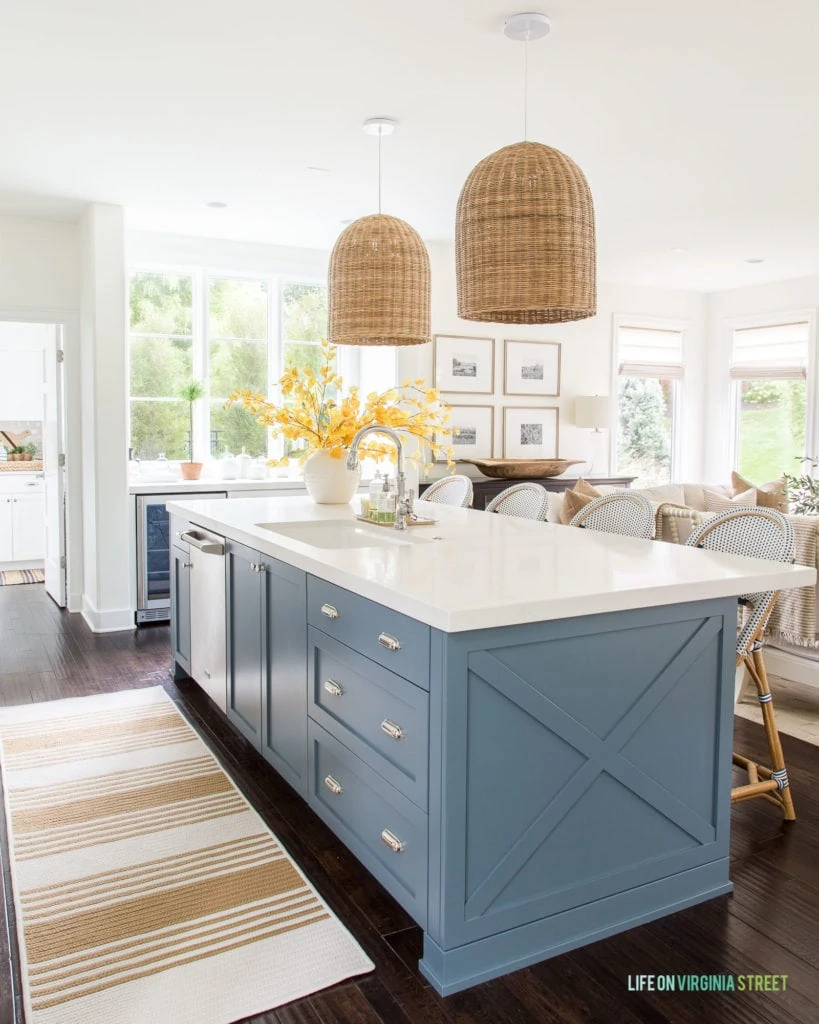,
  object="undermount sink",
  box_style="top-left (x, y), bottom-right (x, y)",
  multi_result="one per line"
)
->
top-left (256, 518), bottom-right (433, 549)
